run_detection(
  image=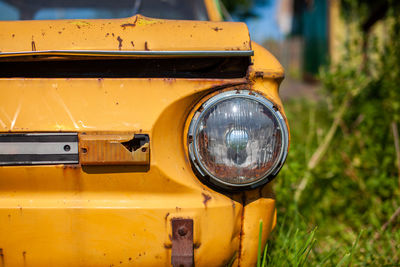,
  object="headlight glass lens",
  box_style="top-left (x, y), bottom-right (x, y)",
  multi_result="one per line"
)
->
top-left (189, 90), bottom-right (288, 188)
